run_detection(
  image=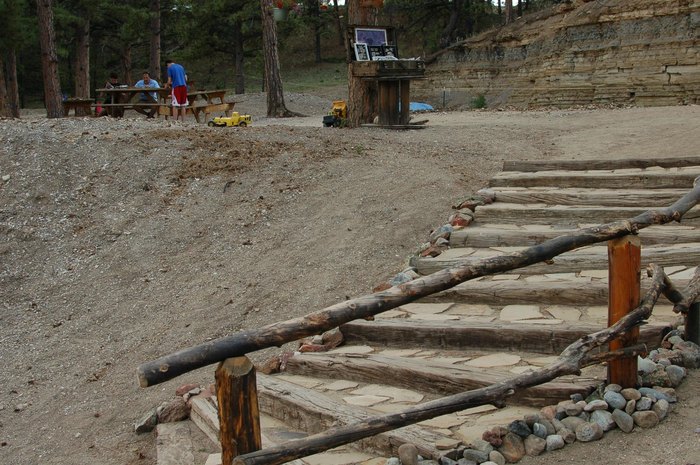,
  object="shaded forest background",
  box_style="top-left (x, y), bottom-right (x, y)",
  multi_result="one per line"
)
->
top-left (0, 0), bottom-right (562, 110)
